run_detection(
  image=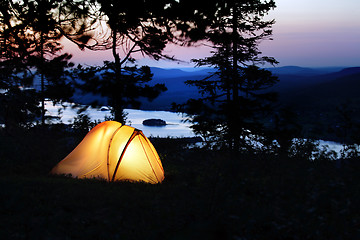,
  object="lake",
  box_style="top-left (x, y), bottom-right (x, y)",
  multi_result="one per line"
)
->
top-left (45, 101), bottom-right (345, 157)
top-left (45, 101), bottom-right (194, 138)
